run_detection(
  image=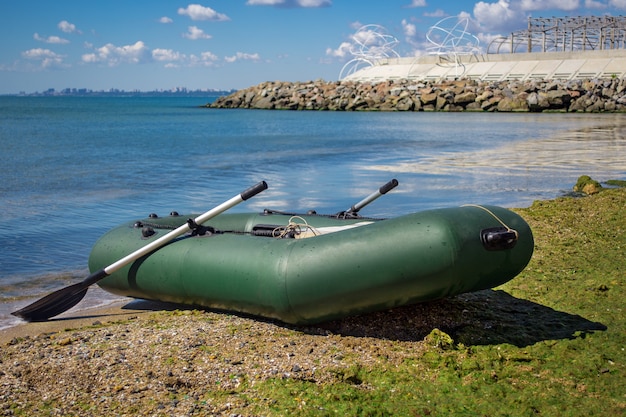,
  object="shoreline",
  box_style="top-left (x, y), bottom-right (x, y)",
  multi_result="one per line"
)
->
top-left (209, 78), bottom-right (626, 112)
top-left (0, 284), bottom-right (130, 333)
top-left (1, 186), bottom-right (619, 344)
top-left (0, 299), bottom-right (142, 344)
top-left (1, 187), bottom-right (624, 416)
top-left (0, 298), bottom-right (207, 345)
